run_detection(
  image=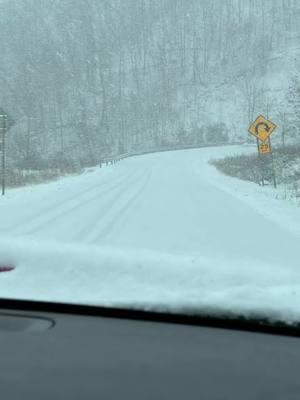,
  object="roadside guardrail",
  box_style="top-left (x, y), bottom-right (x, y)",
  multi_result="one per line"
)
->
top-left (99, 141), bottom-right (245, 168)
